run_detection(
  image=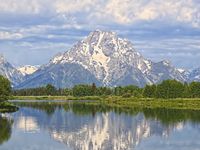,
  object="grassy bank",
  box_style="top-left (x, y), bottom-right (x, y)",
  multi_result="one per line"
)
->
top-left (10, 95), bottom-right (200, 110)
top-left (11, 96), bottom-right (102, 101)
top-left (0, 102), bottom-right (19, 113)
top-left (100, 97), bottom-right (200, 111)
